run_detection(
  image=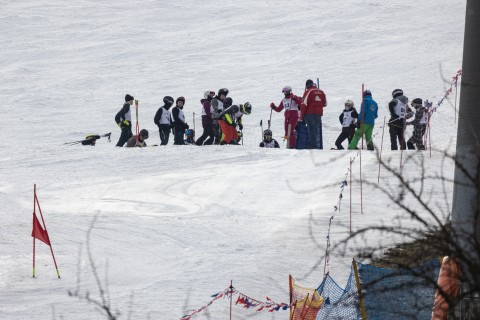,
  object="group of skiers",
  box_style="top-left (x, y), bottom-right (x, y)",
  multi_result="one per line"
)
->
top-left (108, 81), bottom-right (431, 150)
top-left (113, 90), bottom-right (252, 148)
